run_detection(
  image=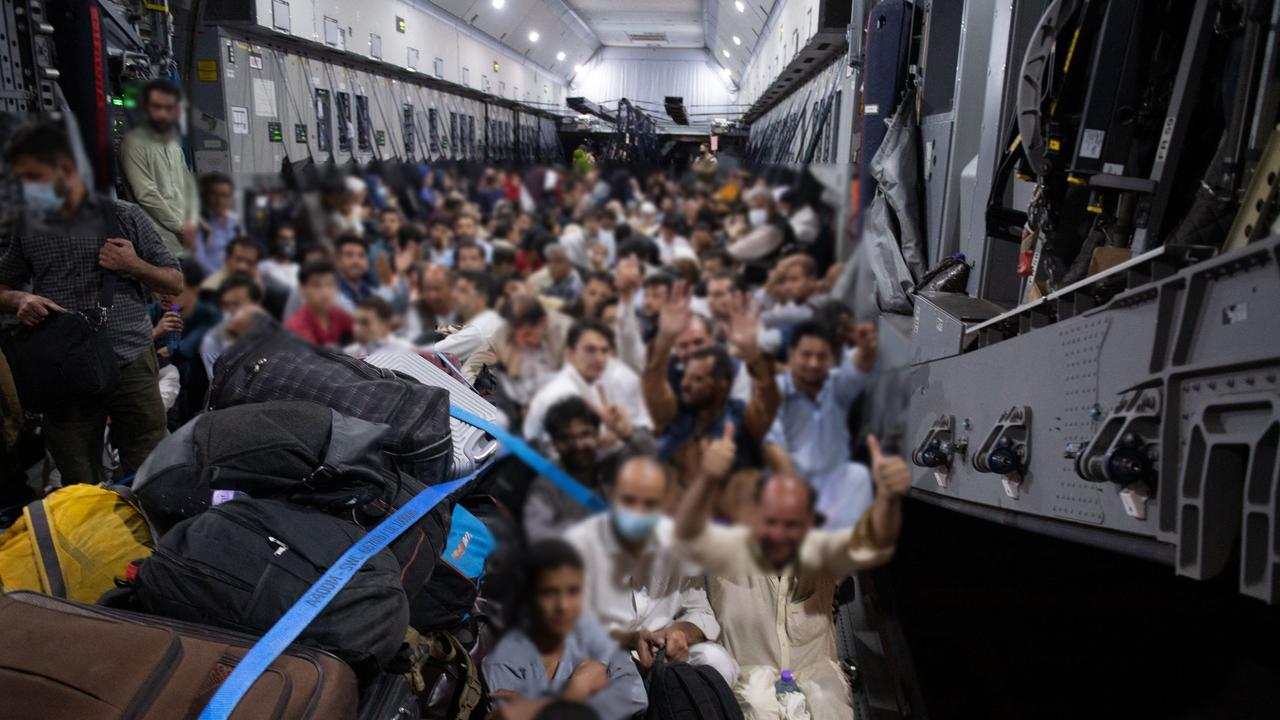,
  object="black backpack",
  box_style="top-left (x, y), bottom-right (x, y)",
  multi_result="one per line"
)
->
top-left (209, 317), bottom-right (454, 483)
top-left (133, 400), bottom-right (402, 533)
top-left (112, 498), bottom-right (410, 680)
top-left (645, 649), bottom-right (743, 720)
top-left (131, 400), bottom-right (456, 614)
